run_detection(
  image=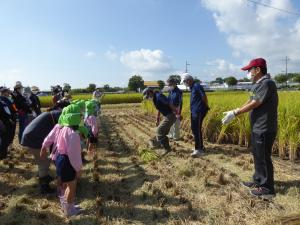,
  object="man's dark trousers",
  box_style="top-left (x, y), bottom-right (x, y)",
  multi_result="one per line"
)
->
top-left (251, 132), bottom-right (276, 193)
top-left (191, 111), bottom-right (207, 150)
